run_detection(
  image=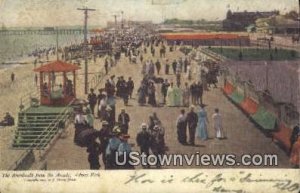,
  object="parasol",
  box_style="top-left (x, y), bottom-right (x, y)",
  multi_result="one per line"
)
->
top-left (72, 98), bottom-right (88, 105)
top-left (76, 129), bottom-right (99, 147)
